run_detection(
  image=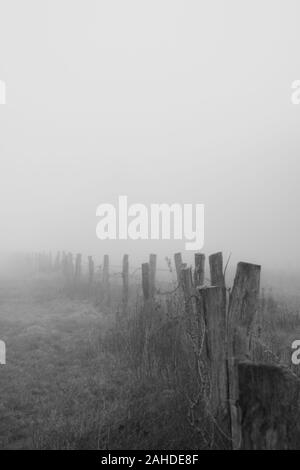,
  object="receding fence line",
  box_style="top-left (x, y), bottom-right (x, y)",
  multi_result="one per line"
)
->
top-left (25, 249), bottom-right (300, 449)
